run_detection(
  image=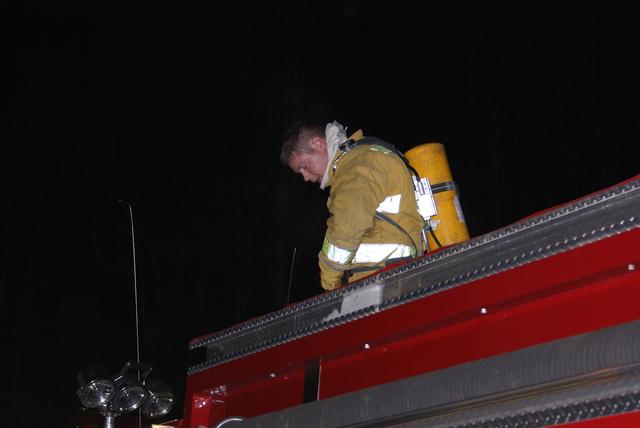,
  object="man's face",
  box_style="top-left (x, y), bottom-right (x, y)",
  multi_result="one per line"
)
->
top-left (288, 137), bottom-right (328, 185)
